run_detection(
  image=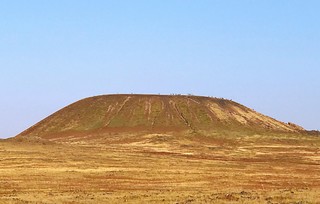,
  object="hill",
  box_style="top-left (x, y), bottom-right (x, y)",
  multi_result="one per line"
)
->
top-left (3, 94), bottom-right (319, 203)
top-left (18, 94), bottom-right (304, 141)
